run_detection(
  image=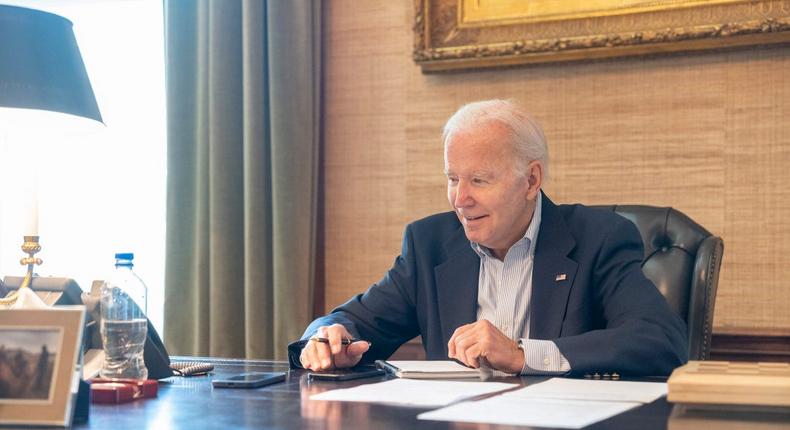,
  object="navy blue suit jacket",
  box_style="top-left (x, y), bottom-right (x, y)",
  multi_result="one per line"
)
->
top-left (289, 194), bottom-right (688, 376)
